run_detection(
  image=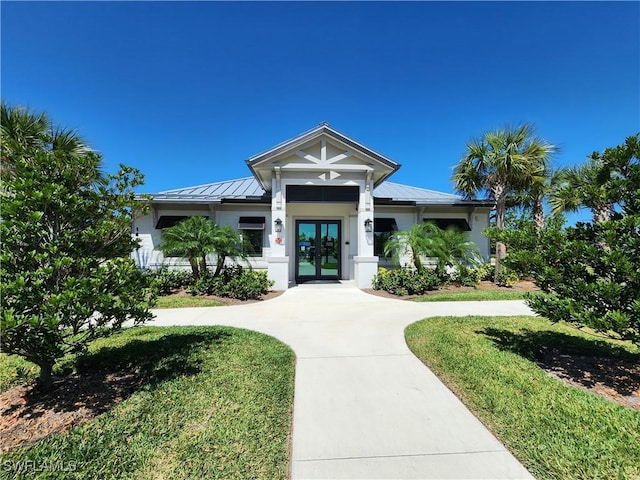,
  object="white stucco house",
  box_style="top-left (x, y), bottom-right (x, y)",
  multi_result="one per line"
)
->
top-left (133, 123), bottom-right (493, 289)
